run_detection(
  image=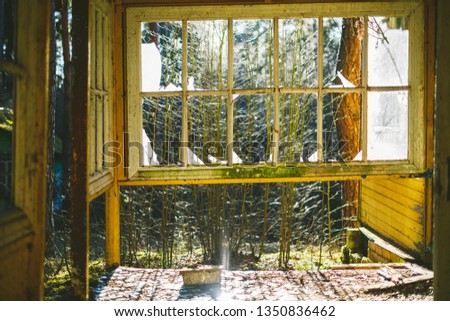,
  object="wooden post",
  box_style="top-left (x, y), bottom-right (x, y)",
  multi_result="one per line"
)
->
top-left (106, 184), bottom-right (121, 268)
top-left (15, 0), bottom-right (51, 300)
top-left (113, 0), bottom-right (126, 181)
top-left (424, 0), bottom-right (435, 266)
top-left (434, 0), bottom-right (450, 301)
top-left (107, 0), bottom-right (124, 270)
top-left (71, 0), bottom-right (91, 300)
